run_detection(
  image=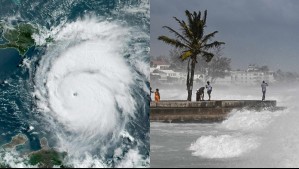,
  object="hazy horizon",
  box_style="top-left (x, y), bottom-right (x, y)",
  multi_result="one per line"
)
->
top-left (151, 0), bottom-right (299, 73)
